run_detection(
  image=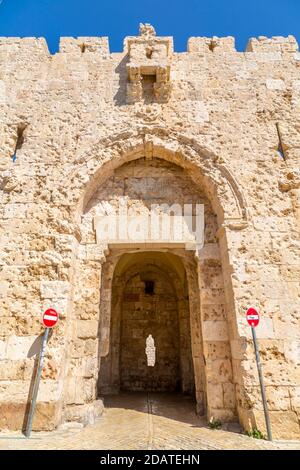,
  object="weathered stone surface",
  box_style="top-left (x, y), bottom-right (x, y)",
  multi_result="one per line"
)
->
top-left (290, 386), bottom-right (300, 411)
top-left (202, 321), bottom-right (229, 341)
top-left (63, 400), bottom-right (104, 426)
top-left (223, 382), bottom-right (236, 409)
top-left (266, 78), bottom-right (285, 90)
top-left (255, 410), bottom-right (300, 440)
top-left (0, 402), bottom-right (61, 431)
top-left (5, 335), bottom-right (36, 360)
top-left (40, 281), bottom-right (70, 299)
top-left (76, 320), bottom-right (98, 339)
top-left (2, 394), bottom-right (299, 450)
